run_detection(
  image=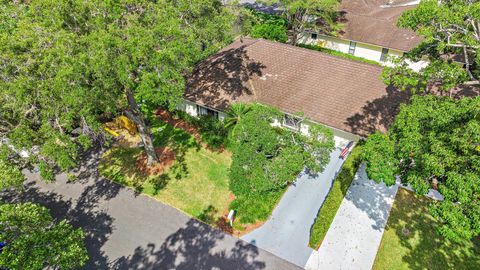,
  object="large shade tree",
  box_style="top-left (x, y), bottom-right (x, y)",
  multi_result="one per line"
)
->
top-left (265, 0), bottom-right (339, 45)
top-left (363, 95), bottom-right (480, 242)
top-left (0, 202), bottom-right (88, 270)
top-left (0, 0), bottom-right (234, 178)
top-left (383, 0), bottom-right (480, 93)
